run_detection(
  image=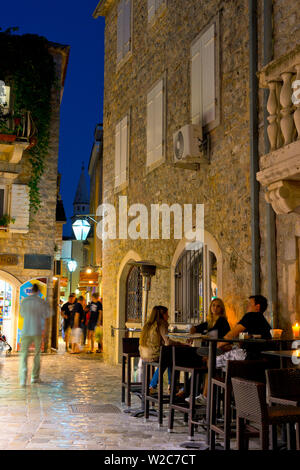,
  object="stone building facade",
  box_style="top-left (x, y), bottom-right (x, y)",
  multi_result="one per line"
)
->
top-left (0, 38), bottom-right (69, 352)
top-left (94, 0), bottom-right (300, 364)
